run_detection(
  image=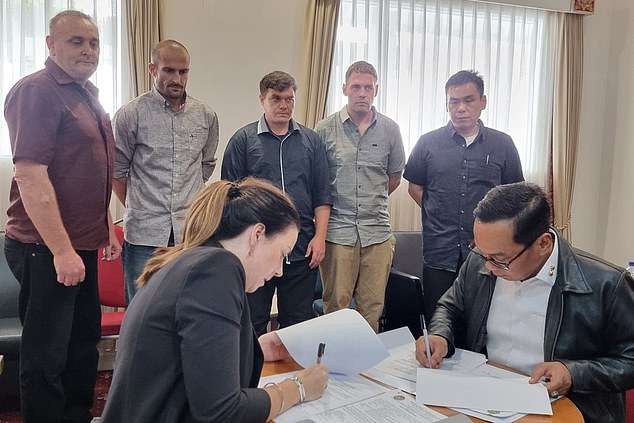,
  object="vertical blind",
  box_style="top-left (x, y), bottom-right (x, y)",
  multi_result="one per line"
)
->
top-left (0, 0), bottom-right (122, 156)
